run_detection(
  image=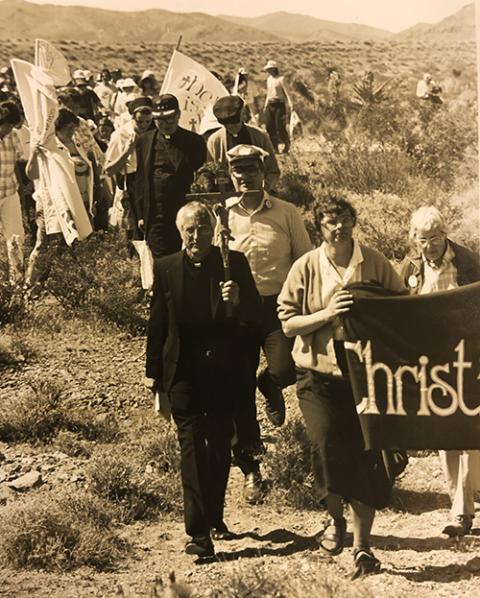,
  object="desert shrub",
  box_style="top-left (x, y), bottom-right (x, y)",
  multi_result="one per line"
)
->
top-left (276, 155), bottom-right (316, 208)
top-left (212, 565), bottom-right (373, 598)
top-left (319, 138), bottom-right (414, 196)
top-left (0, 379), bottom-right (118, 444)
top-left (400, 101), bottom-right (477, 189)
top-left (53, 430), bottom-right (94, 458)
top-left (44, 231), bottom-right (147, 333)
top-left (86, 445), bottom-right (182, 522)
top-left (0, 490), bottom-right (126, 571)
top-left (0, 330), bottom-right (34, 368)
top-left (263, 417), bottom-right (319, 510)
top-left (0, 257), bottom-right (27, 326)
top-left (138, 419), bottom-right (181, 473)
